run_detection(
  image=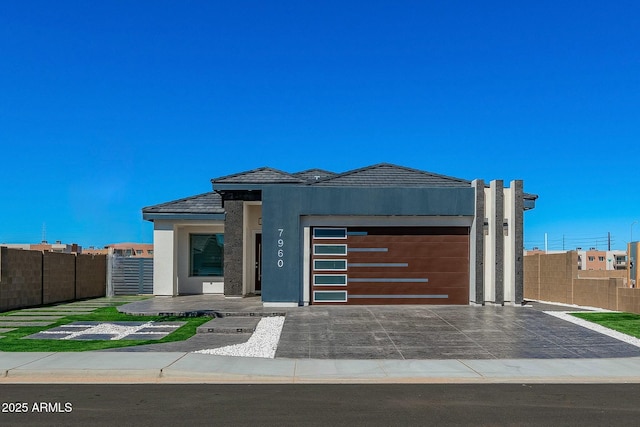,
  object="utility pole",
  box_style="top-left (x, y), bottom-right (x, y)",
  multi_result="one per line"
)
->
top-left (608, 232), bottom-right (611, 251)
